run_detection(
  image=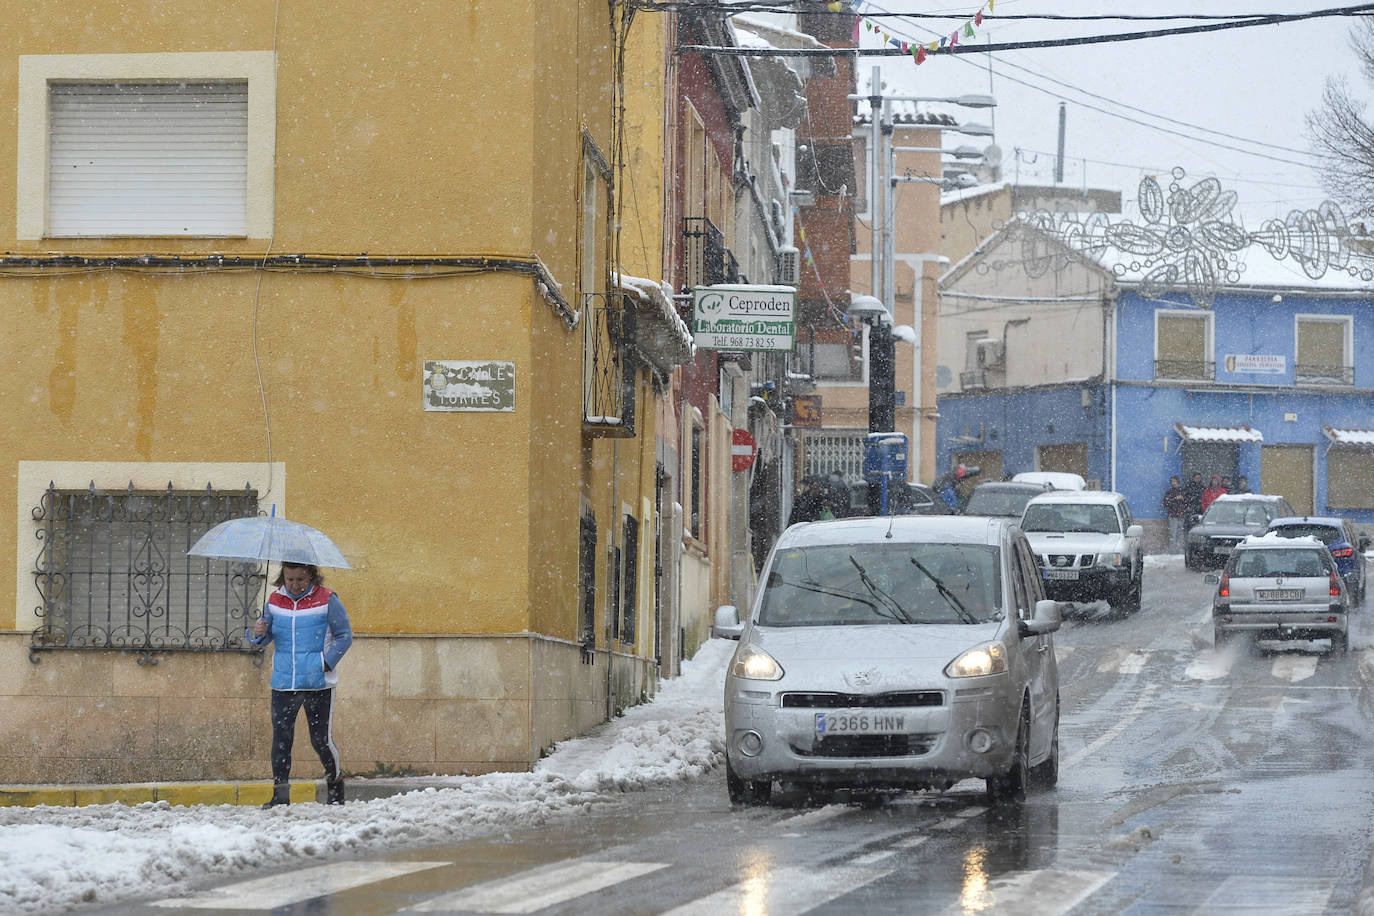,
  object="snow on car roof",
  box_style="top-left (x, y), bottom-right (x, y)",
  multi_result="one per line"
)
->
top-left (1212, 493), bottom-right (1284, 503)
top-left (778, 515), bottom-right (1007, 547)
top-left (1024, 489), bottom-right (1124, 505)
top-left (1240, 531), bottom-right (1324, 548)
